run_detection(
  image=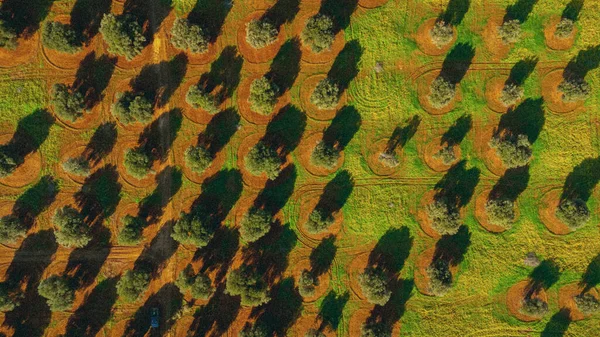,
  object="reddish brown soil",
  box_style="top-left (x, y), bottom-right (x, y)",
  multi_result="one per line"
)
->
top-left (414, 246), bottom-right (459, 296)
top-left (105, 40), bottom-right (154, 71)
top-left (506, 280), bottom-right (549, 322)
top-left (293, 313), bottom-right (337, 337)
top-left (474, 187), bottom-right (518, 233)
top-left (558, 283), bottom-right (599, 321)
top-left (57, 140), bottom-right (102, 185)
top-left (293, 9), bottom-right (346, 65)
top-left (474, 123), bottom-right (506, 177)
top-left (237, 74), bottom-right (291, 125)
top-left (415, 18), bottom-right (457, 56)
top-left (541, 69), bottom-right (584, 114)
top-left (538, 189), bottom-right (571, 235)
top-left (115, 137), bottom-right (160, 189)
top-left (237, 132), bottom-right (291, 190)
top-left (348, 307), bottom-right (402, 336)
top-left (416, 190), bottom-right (443, 239)
top-left (297, 132), bottom-right (345, 177)
top-left (172, 134), bottom-right (226, 185)
top-left (292, 258), bottom-right (331, 302)
top-left (0, 134), bottom-right (42, 189)
top-left (485, 76), bottom-right (519, 113)
top-left (421, 135), bottom-right (461, 172)
top-left (544, 16), bottom-right (576, 51)
top-left (227, 306), bottom-right (254, 335)
top-left (300, 74), bottom-right (347, 121)
top-left (416, 70), bottom-right (461, 115)
top-left (366, 138), bottom-right (402, 176)
top-left (482, 14), bottom-right (511, 60)
top-left (347, 252), bottom-right (370, 301)
top-left (358, 0), bottom-right (390, 9)
top-left (237, 11), bottom-right (287, 64)
top-left (0, 35), bottom-right (38, 68)
top-left (297, 194), bottom-right (344, 241)
top-left (178, 78), bottom-right (229, 125)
